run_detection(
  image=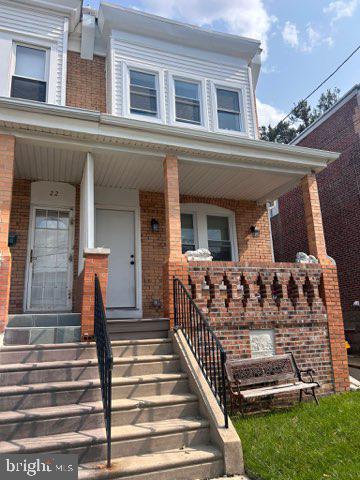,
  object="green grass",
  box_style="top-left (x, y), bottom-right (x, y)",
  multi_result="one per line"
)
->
top-left (232, 392), bottom-right (360, 480)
